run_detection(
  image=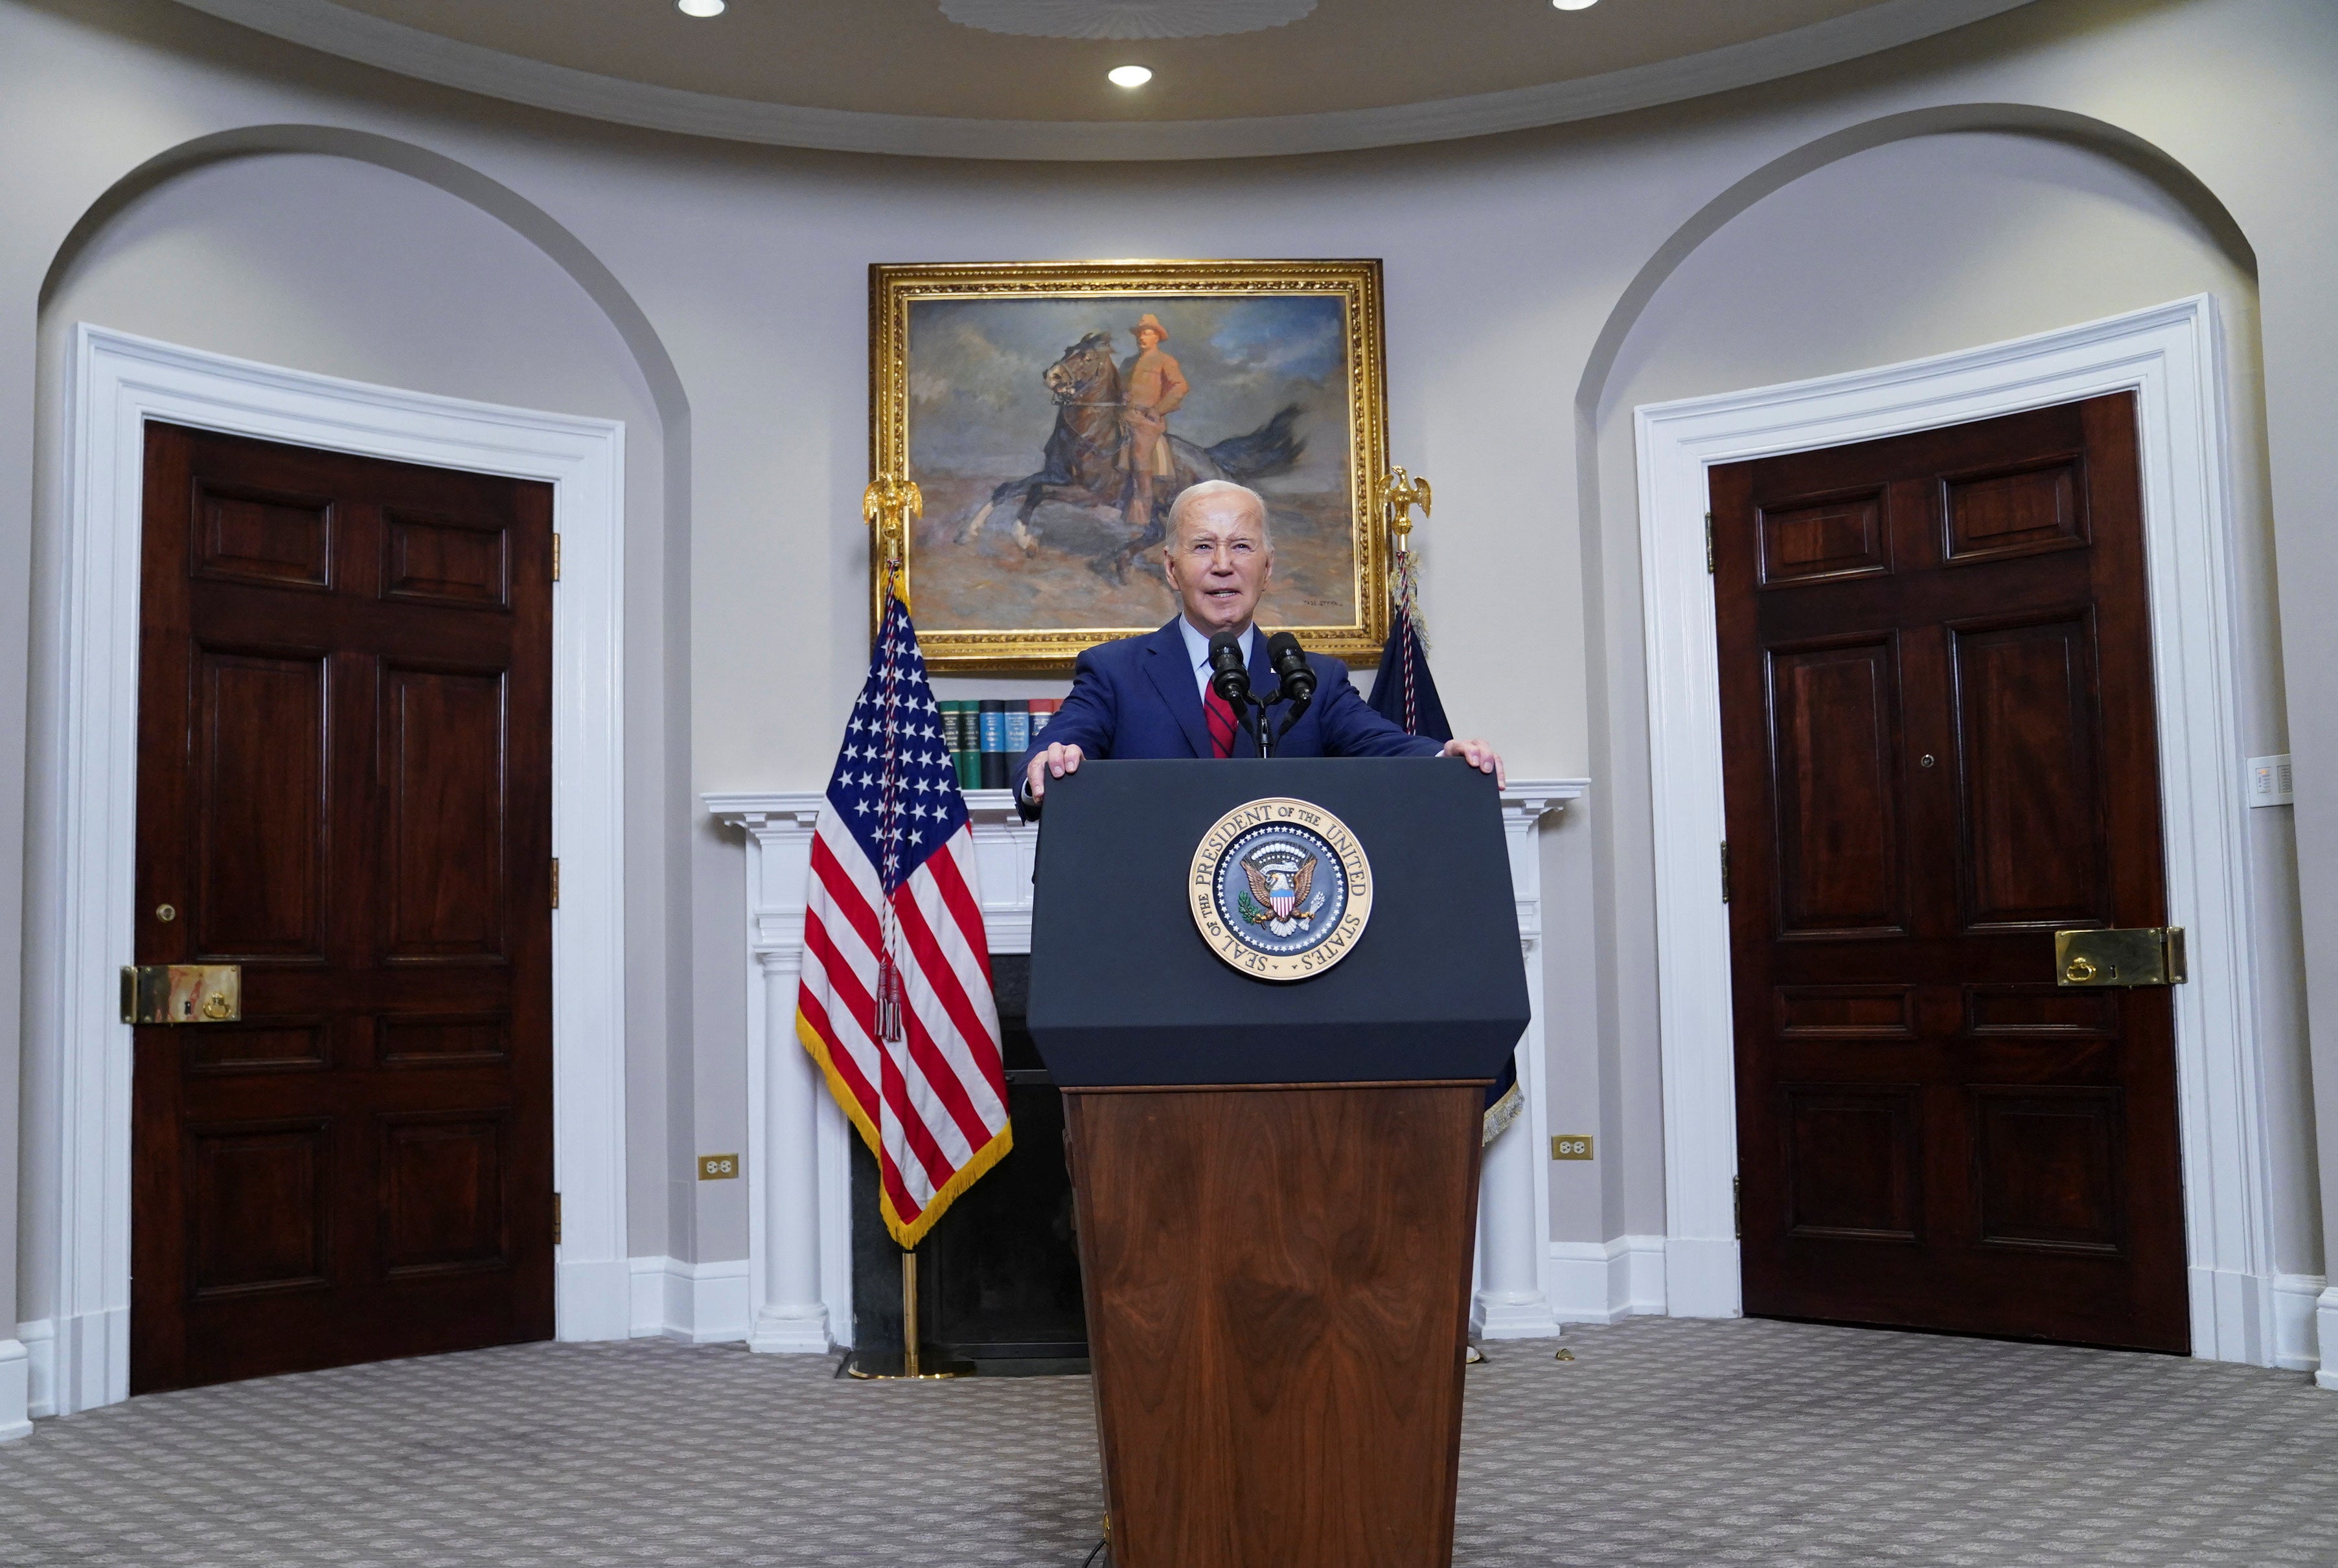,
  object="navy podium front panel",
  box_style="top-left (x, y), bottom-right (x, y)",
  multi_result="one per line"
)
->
top-left (1026, 757), bottom-right (1529, 1088)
